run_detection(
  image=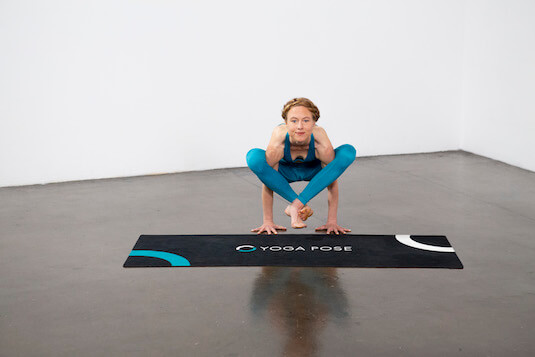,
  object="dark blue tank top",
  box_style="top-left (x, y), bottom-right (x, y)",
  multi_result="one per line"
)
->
top-left (279, 132), bottom-right (320, 165)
